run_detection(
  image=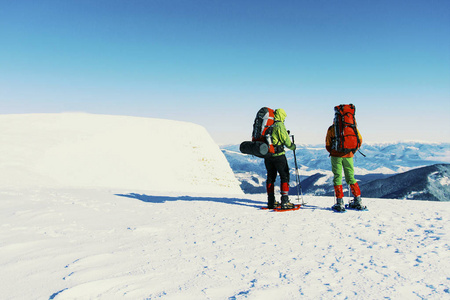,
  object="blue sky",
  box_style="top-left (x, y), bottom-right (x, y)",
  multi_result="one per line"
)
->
top-left (1, 0), bottom-right (449, 144)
